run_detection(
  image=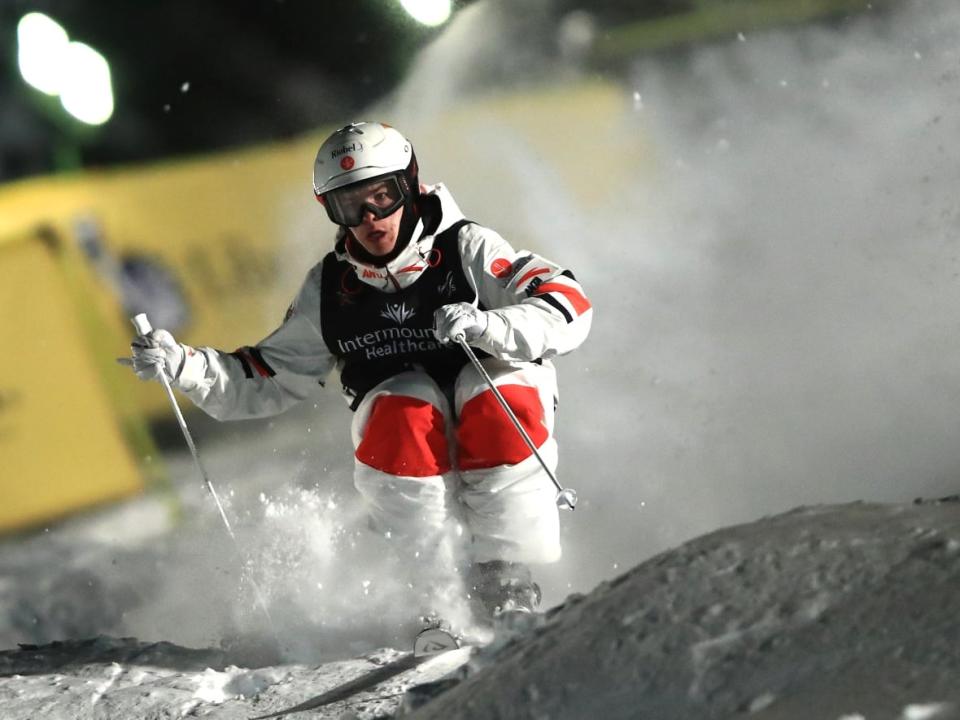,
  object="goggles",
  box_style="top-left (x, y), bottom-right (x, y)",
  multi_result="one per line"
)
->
top-left (321, 173), bottom-right (408, 227)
